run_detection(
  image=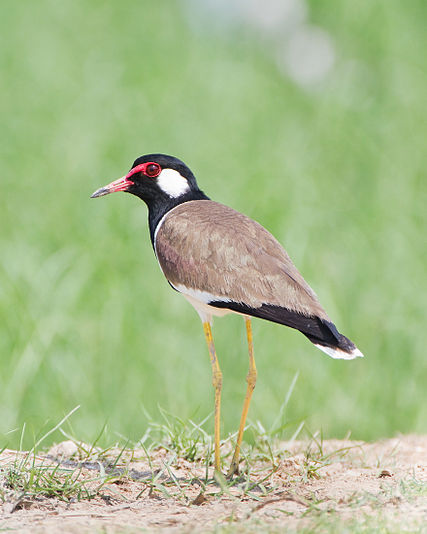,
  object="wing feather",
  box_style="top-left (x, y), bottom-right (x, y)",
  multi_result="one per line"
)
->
top-left (155, 200), bottom-right (329, 320)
